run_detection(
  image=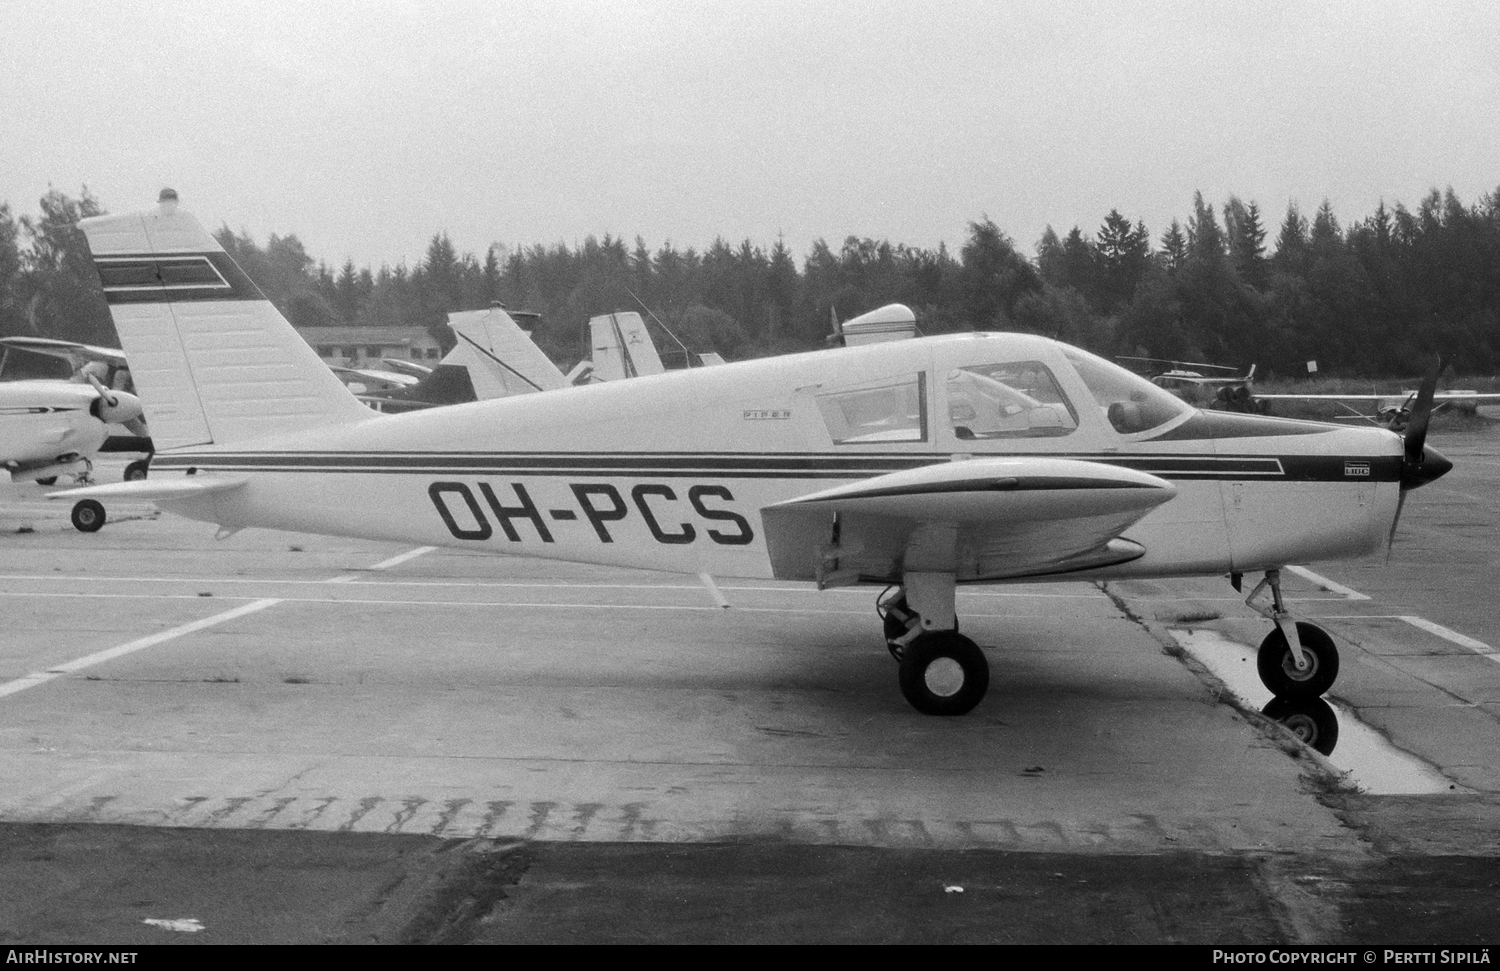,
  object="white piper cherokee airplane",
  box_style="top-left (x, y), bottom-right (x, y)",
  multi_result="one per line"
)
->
top-left (56, 192), bottom-right (1454, 716)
